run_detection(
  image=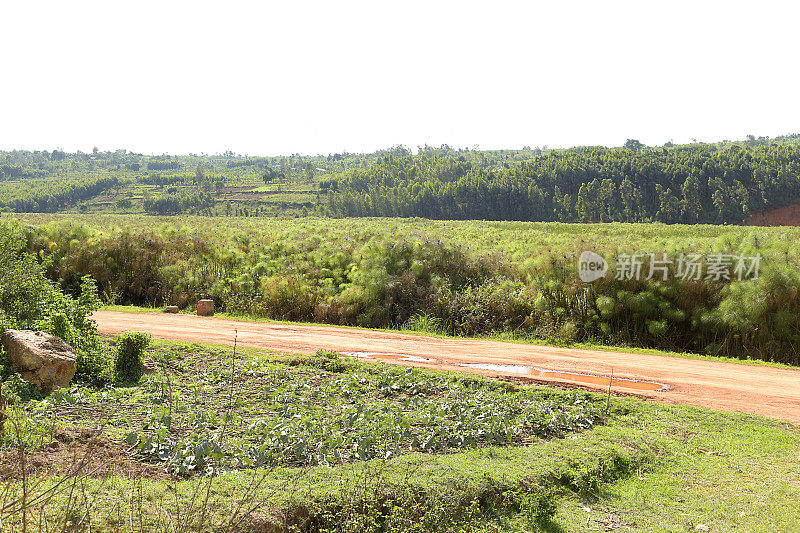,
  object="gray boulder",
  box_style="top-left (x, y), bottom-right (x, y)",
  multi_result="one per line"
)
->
top-left (1, 330), bottom-right (77, 393)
